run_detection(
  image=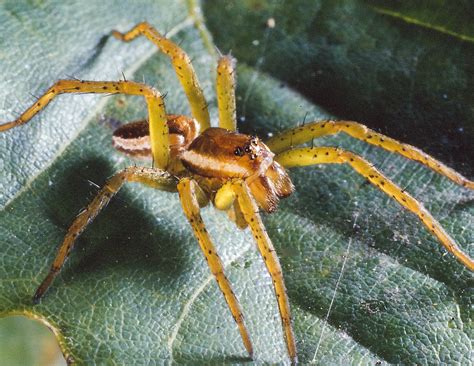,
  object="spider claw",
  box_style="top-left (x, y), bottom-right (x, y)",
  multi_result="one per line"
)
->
top-left (243, 340), bottom-right (254, 360)
top-left (32, 289), bottom-right (43, 305)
